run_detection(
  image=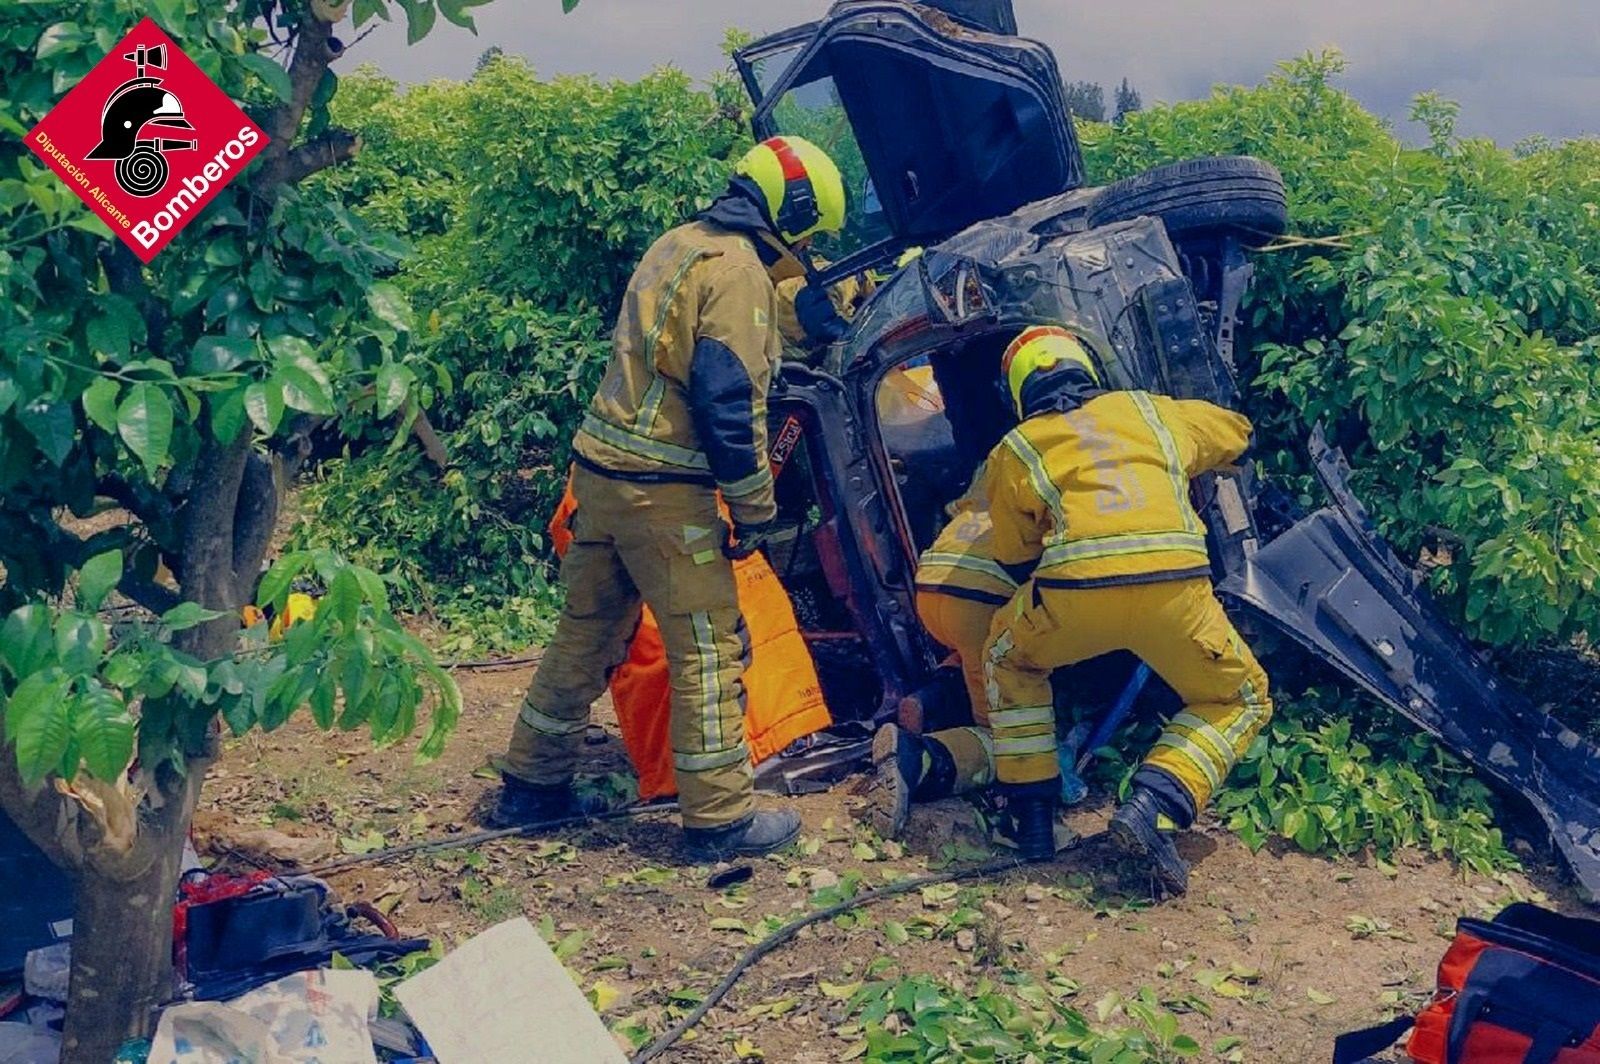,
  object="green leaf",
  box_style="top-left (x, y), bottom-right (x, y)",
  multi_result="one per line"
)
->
top-left (238, 52), bottom-right (294, 104)
top-left (367, 282), bottom-right (414, 333)
top-left (117, 383), bottom-right (175, 475)
top-left (81, 377), bottom-right (120, 434)
top-left (73, 682), bottom-right (134, 780)
top-left (396, 0), bottom-right (438, 44)
top-left (562, 0), bottom-right (580, 10)
top-left (210, 386), bottom-right (249, 444)
top-left (244, 381), bottom-right (285, 435)
top-left (258, 552), bottom-right (312, 612)
top-left (375, 362), bottom-right (415, 419)
top-left (86, 312), bottom-right (132, 359)
top-left (78, 549), bottom-right (123, 611)
top-left (1, 606), bottom-right (54, 679)
top-left (6, 671), bottom-right (70, 785)
top-left (276, 366), bottom-right (333, 416)
top-left (53, 615), bottom-right (107, 675)
top-left (352, 566), bottom-right (390, 614)
top-left (309, 670), bottom-right (338, 729)
top-left (160, 602), bottom-right (228, 631)
top-left (192, 335), bottom-right (256, 375)
top-left (352, 0), bottom-right (391, 27)
top-left (36, 22), bottom-right (81, 60)
top-left (18, 400), bottom-right (75, 467)
top-left (436, 0), bottom-right (481, 30)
